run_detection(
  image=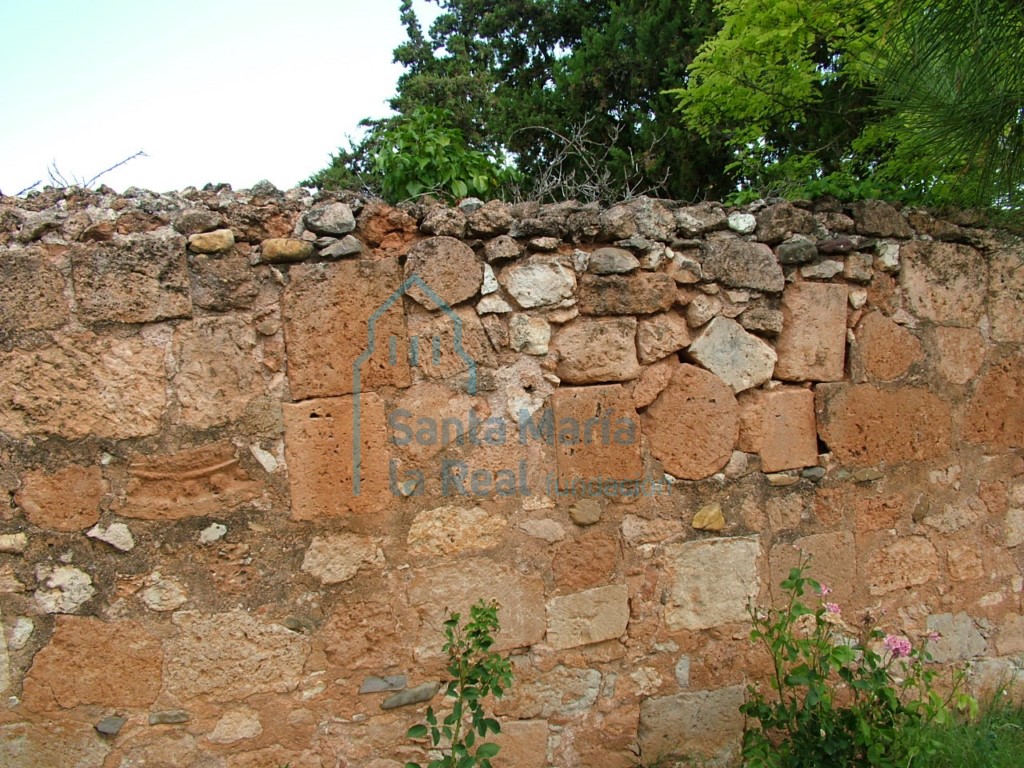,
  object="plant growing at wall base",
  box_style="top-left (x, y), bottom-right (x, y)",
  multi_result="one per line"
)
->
top-left (741, 555), bottom-right (977, 768)
top-left (406, 599), bottom-right (514, 768)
